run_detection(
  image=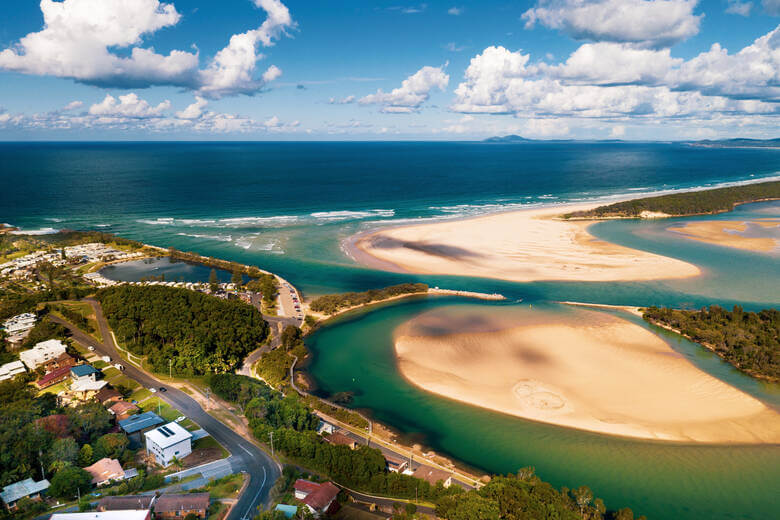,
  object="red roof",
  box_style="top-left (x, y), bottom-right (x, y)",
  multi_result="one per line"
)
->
top-left (36, 365), bottom-right (71, 388)
top-left (304, 482), bottom-right (339, 511)
top-left (293, 479), bottom-right (321, 495)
